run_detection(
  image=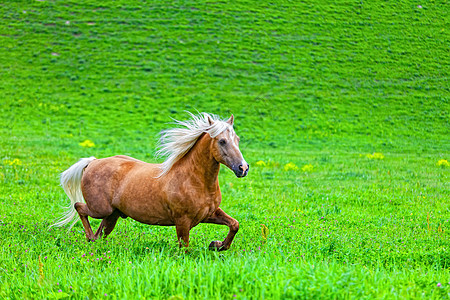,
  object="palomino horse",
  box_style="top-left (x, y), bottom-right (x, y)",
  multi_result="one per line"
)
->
top-left (53, 113), bottom-right (249, 251)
